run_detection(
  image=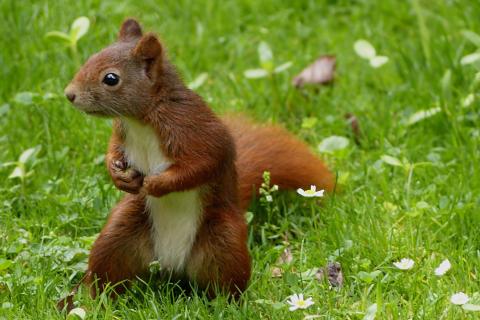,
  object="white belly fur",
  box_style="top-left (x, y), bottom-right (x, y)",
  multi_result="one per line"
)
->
top-left (122, 118), bottom-right (202, 272)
